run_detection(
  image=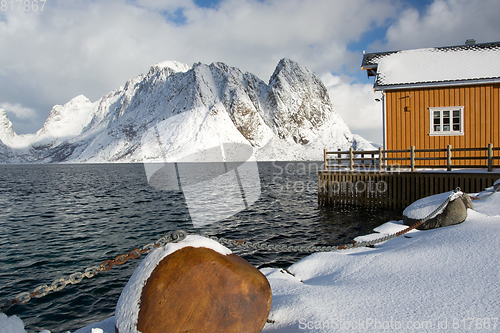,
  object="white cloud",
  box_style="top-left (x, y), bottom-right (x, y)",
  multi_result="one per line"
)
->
top-left (0, 0), bottom-right (398, 133)
top-left (376, 0), bottom-right (500, 51)
top-left (0, 102), bottom-right (38, 120)
top-left (322, 73), bottom-right (383, 144)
